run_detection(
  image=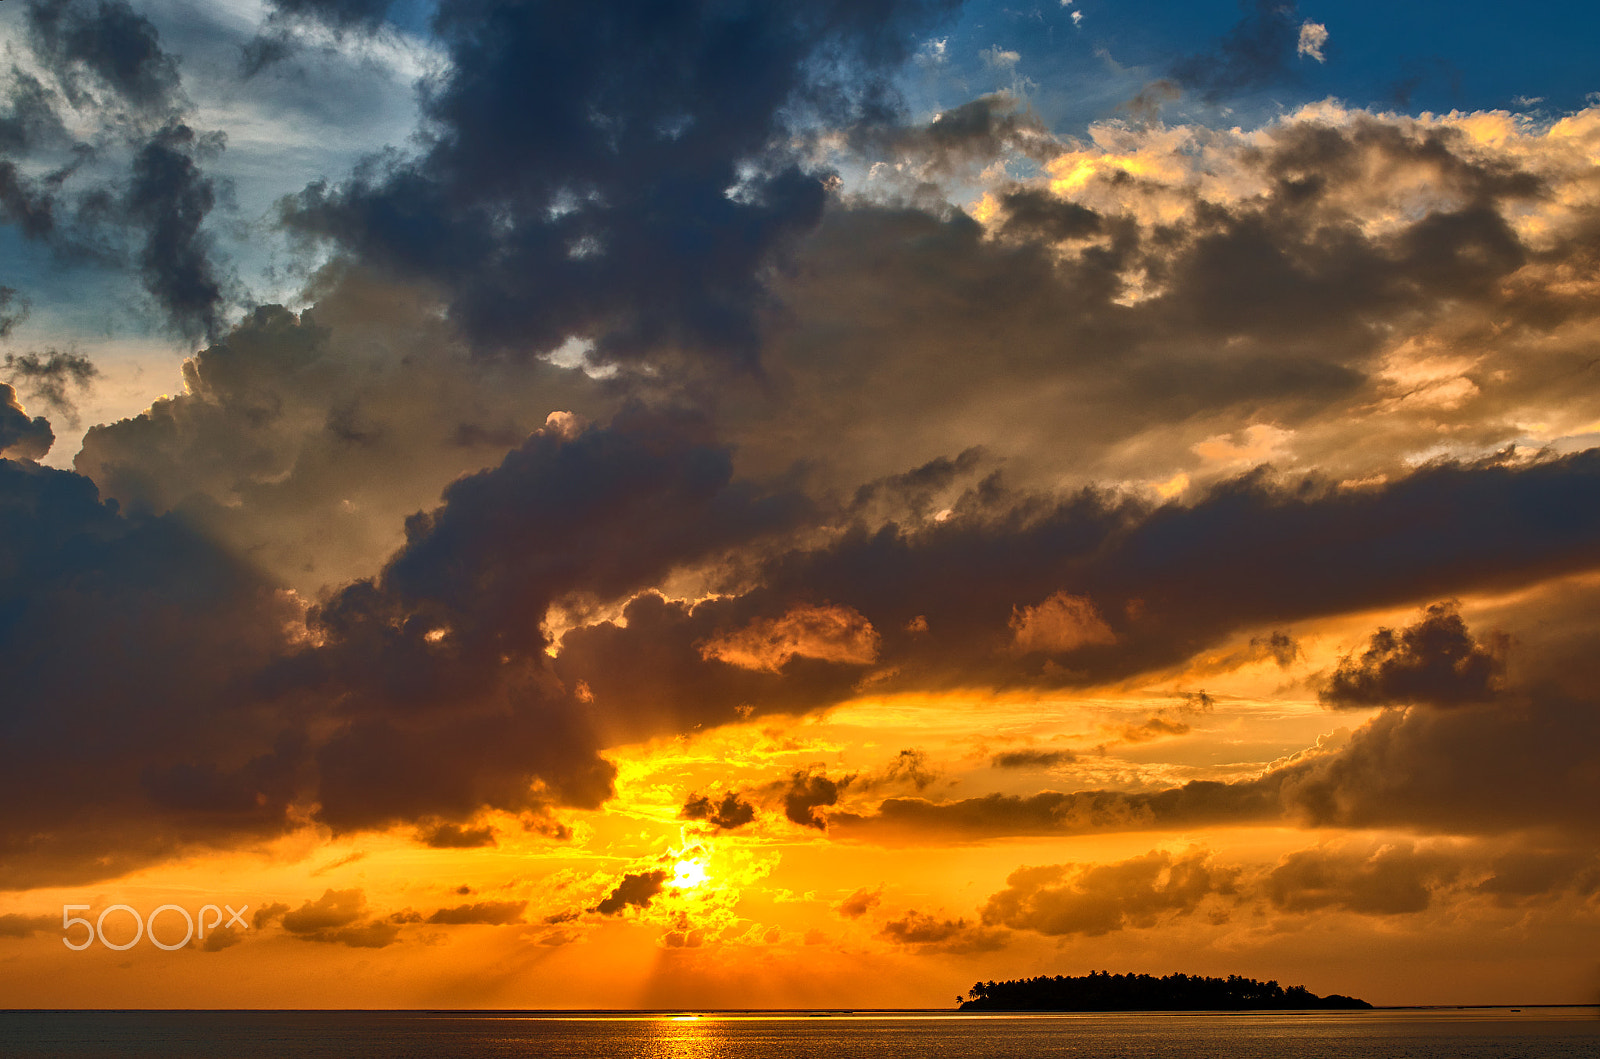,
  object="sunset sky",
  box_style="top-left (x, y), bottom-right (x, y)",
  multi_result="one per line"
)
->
top-left (4, 0), bottom-right (1600, 1010)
